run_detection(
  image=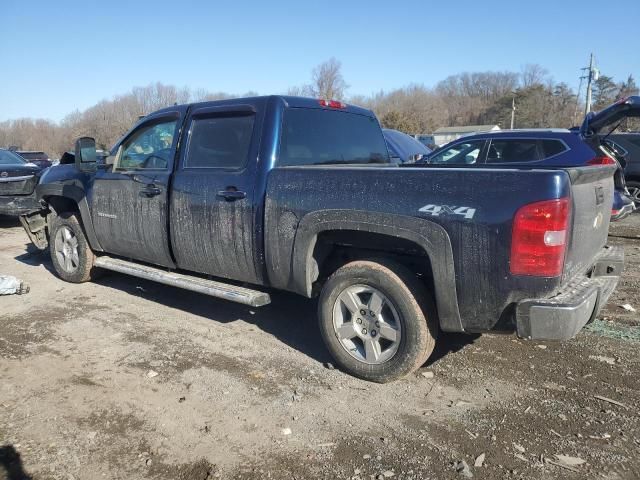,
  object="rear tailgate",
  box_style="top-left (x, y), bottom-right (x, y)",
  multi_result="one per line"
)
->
top-left (0, 168), bottom-right (39, 196)
top-left (563, 164), bottom-right (616, 280)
